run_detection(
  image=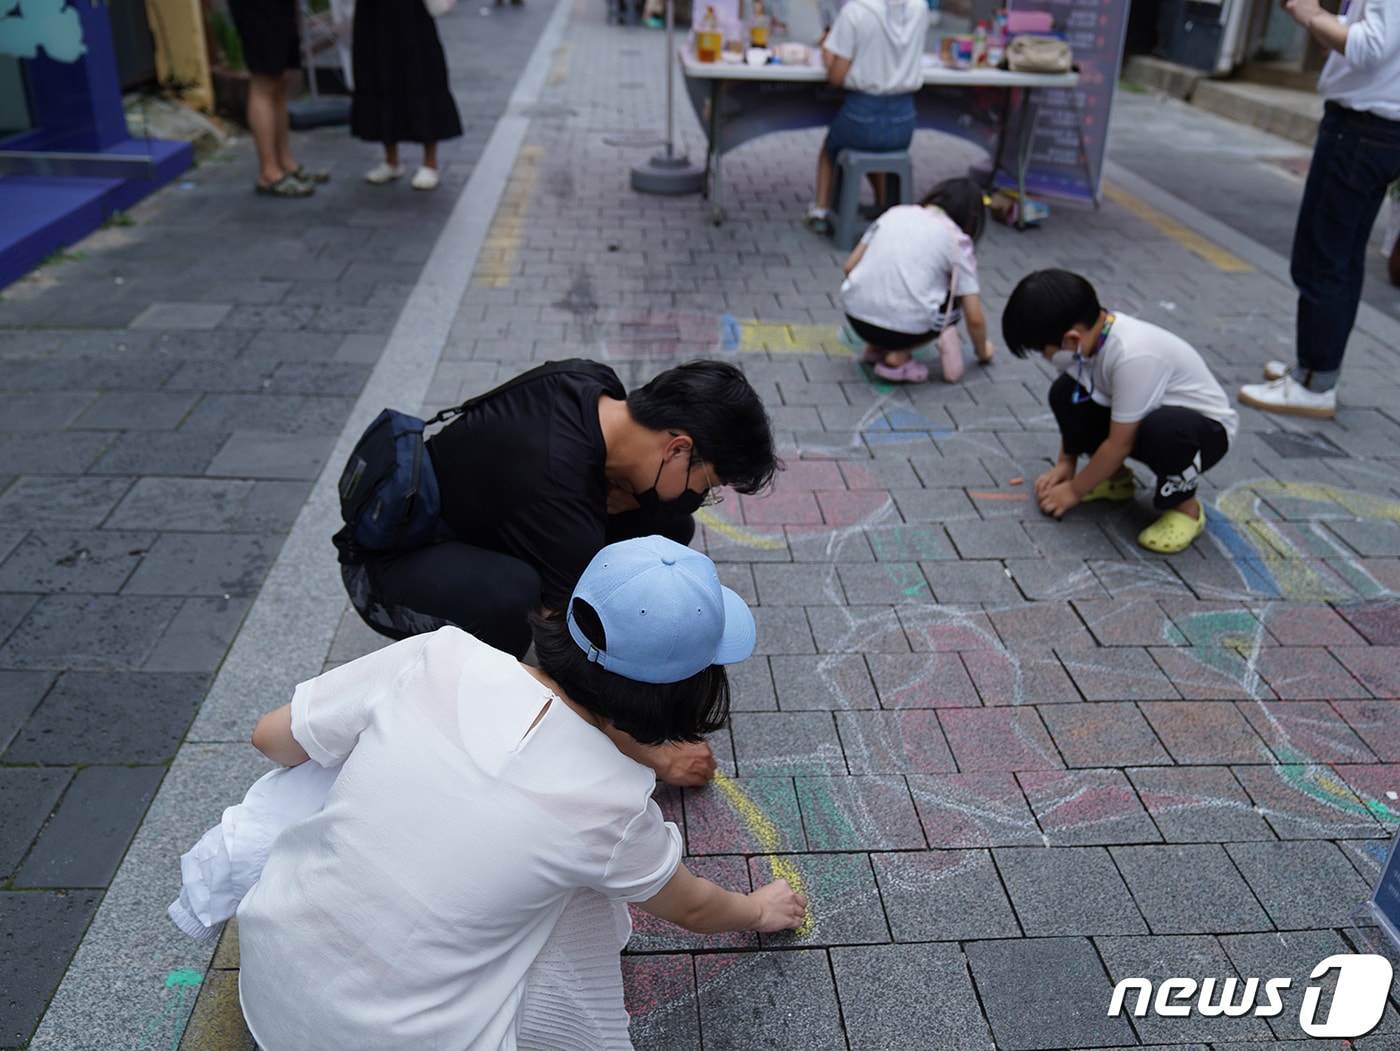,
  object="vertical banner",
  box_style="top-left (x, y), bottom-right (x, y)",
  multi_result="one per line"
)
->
top-left (1009, 0), bottom-right (1128, 202)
